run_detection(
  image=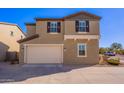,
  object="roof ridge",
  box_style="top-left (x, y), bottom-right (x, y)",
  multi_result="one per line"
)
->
top-left (0, 22), bottom-right (18, 26)
top-left (34, 11), bottom-right (101, 21)
top-left (63, 11), bottom-right (101, 19)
